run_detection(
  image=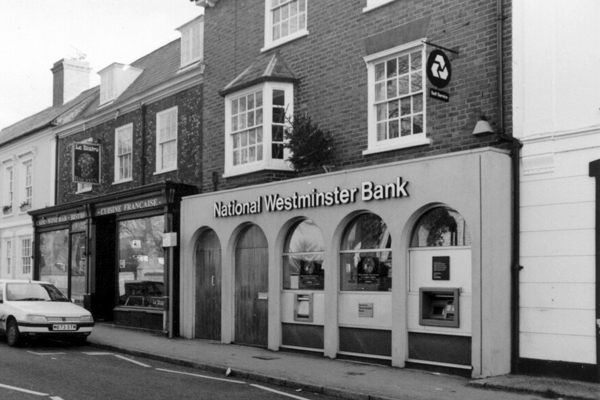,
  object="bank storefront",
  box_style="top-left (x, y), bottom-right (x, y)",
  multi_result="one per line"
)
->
top-left (180, 148), bottom-right (513, 378)
top-left (30, 182), bottom-right (195, 335)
